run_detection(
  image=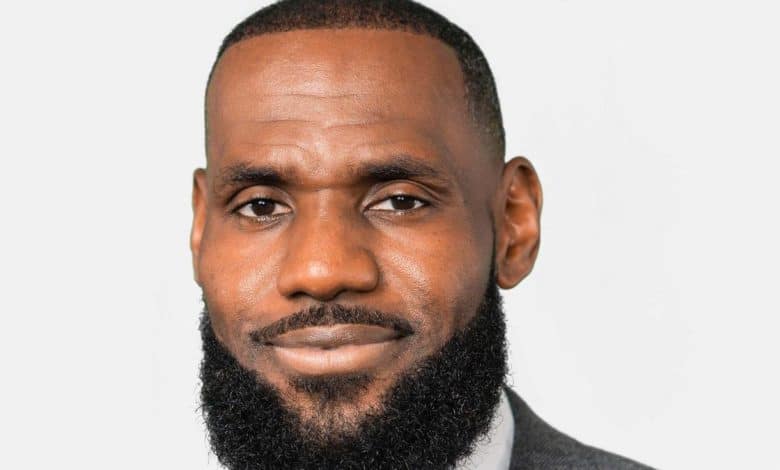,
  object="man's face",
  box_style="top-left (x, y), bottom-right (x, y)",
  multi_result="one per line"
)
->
top-left (192, 29), bottom-right (506, 433)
